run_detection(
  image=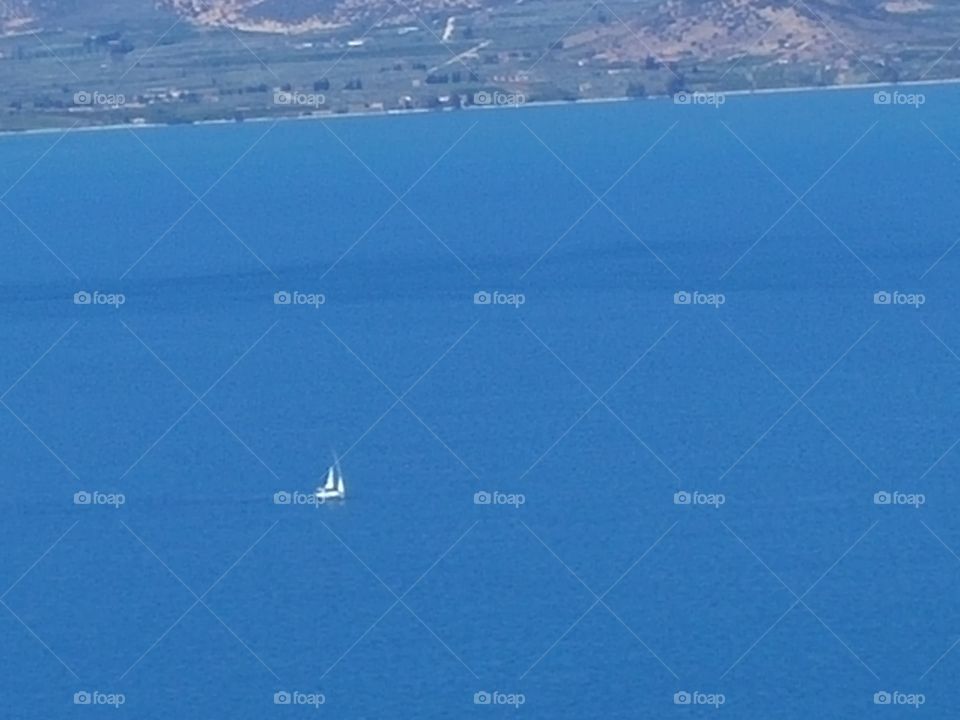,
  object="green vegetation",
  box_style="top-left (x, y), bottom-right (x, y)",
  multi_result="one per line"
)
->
top-left (1, 0), bottom-right (960, 132)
